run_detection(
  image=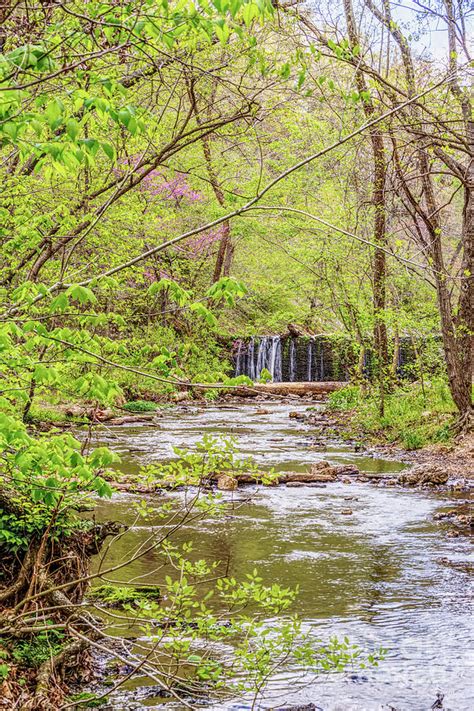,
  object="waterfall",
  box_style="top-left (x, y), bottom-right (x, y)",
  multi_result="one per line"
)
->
top-left (307, 337), bottom-right (313, 381)
top-left (289, 339), bottom-right (296, 381)
top-left (234, 335), bottom-right (414, 382)
top-left (269, 335), bottom-right (282, 381)
top-left (256, 336), bottom-right (268, 378)
top-left (234, 335), bottom-right (348, 382)
top-left (247, 337), bottom-right (256, 381)
top-left (273, 337), bottom-right (282, 381)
